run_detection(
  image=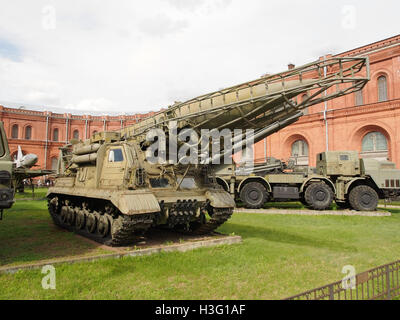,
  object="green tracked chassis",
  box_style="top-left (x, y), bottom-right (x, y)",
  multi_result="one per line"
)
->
top-left (48, 196), bottom-right (233, 247)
